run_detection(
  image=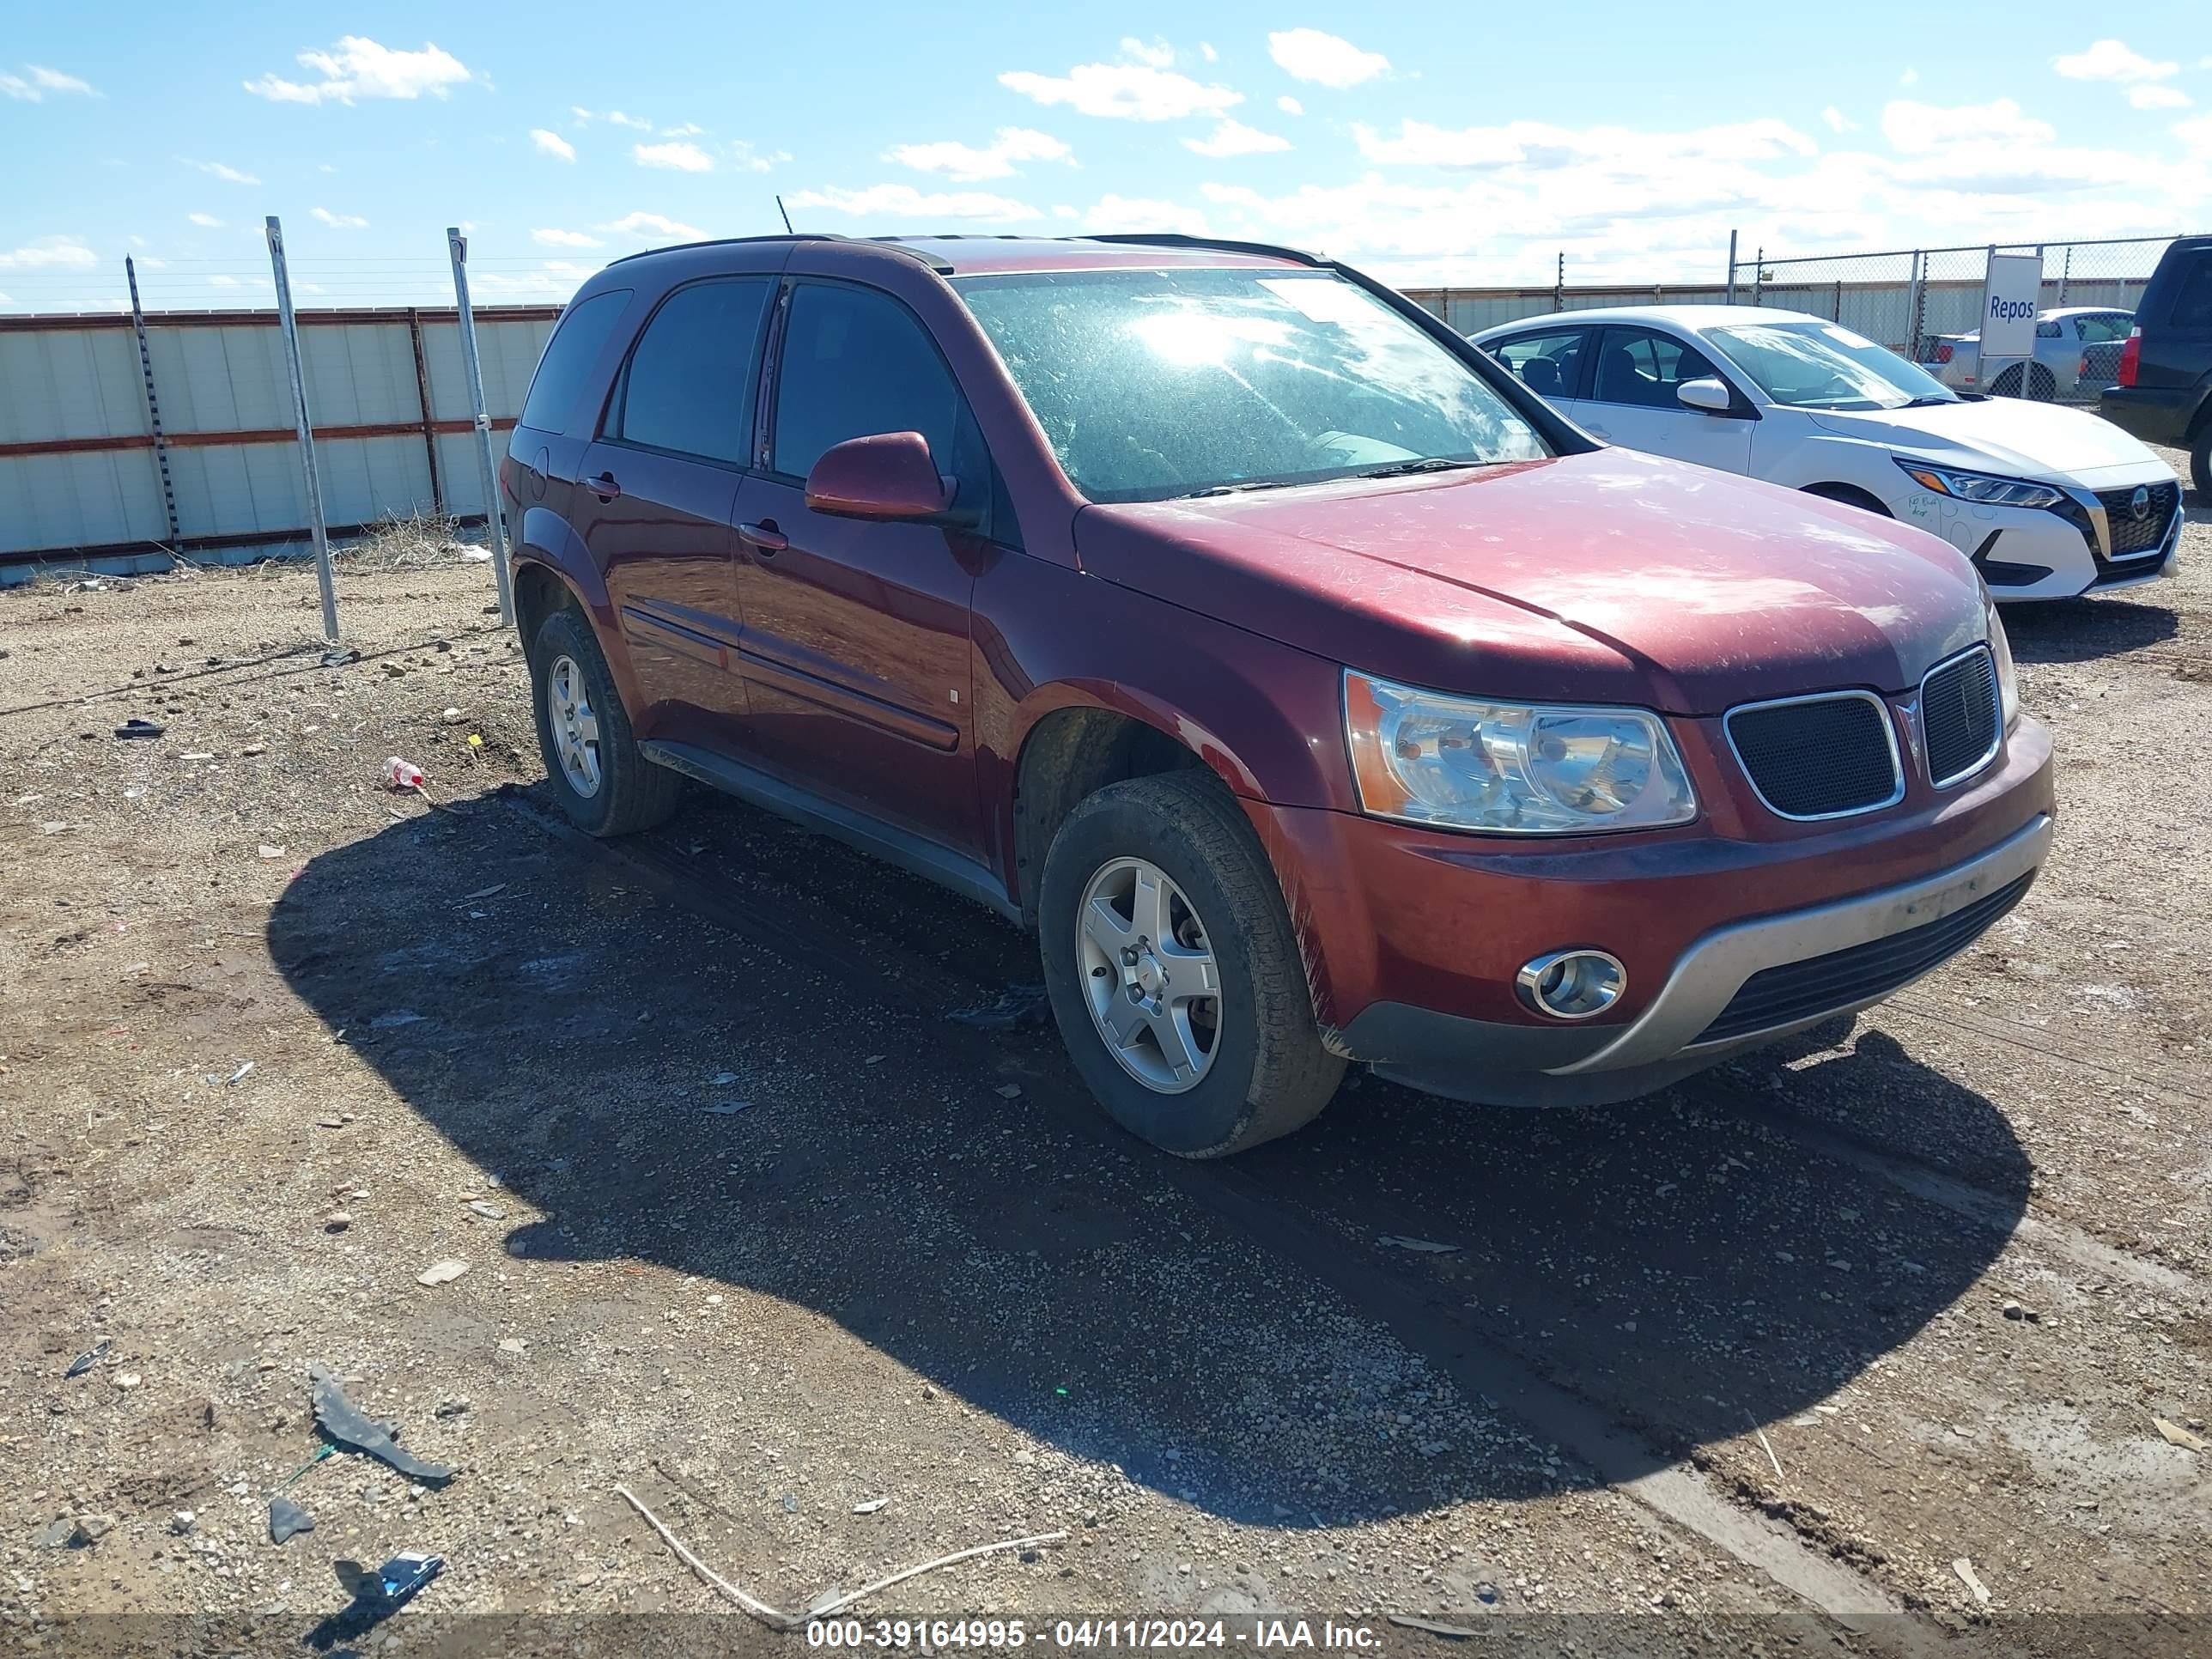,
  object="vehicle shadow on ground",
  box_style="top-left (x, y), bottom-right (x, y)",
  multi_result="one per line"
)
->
top-left (270, 787), bottom-right (2028, 1527)
top-left (2002, 596), bottom-right (2177, 664)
